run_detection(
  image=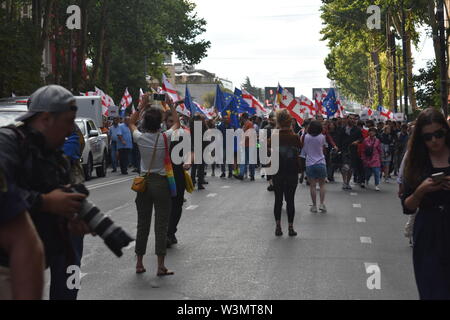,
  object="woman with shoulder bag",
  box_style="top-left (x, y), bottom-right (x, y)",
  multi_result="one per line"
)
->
top-left (128, 94), bottom-right (181, 276)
